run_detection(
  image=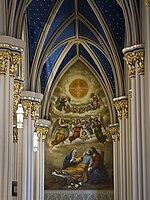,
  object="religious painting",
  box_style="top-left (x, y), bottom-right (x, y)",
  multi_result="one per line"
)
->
top-left (45, 60), bottom-right (113, 190)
